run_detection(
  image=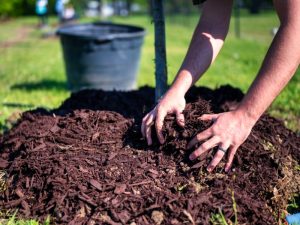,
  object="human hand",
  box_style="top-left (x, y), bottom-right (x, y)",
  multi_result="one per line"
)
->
top-left (187, 110), bottom-right (256, 172)
top-left (141, 90), bottom-right (186, 145)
